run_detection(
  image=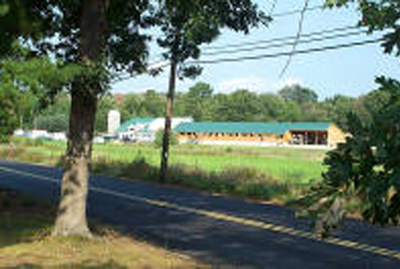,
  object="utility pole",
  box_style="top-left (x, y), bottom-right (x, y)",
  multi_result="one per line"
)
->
top-left (160, 58), bottom-right (177, 182)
